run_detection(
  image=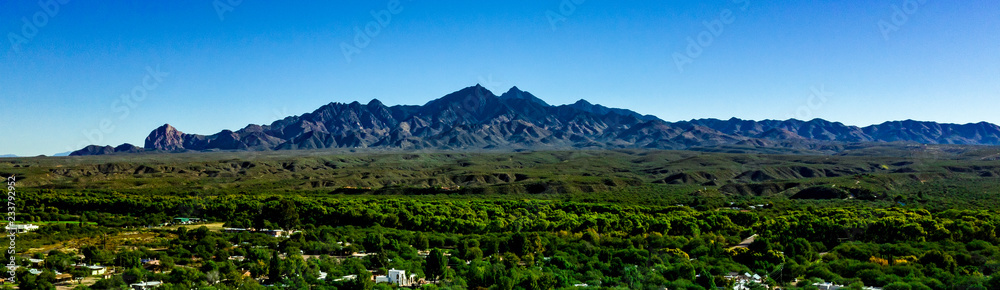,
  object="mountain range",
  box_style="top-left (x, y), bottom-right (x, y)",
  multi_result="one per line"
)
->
top-left (70, 85), bottom-right (1000, 156)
